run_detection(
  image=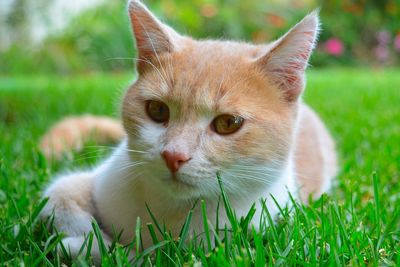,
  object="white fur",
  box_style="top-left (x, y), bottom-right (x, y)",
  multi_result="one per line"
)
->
top-left (42, 137), bottom-right (299, 261)
top-left (111, 142), bottom-right (294, 234)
